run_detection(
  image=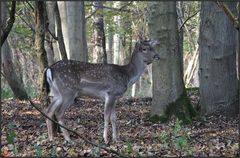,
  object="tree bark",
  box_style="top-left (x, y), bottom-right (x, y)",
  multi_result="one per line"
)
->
top-left (35, 1), bottom-right (48, 101)
top-left (199, 1), bottom-right (238, 116)
top-left (1, 2), bottom-right (28, 100)
top-left (1, 40), bottom-right (28, 100)
top-left (57, 1), bottom-right (69, 59)
top-left (45, 1), bottom-right (59, 64)
top-left (66, 1), bottom-right (88, 61)
top-left (238, 3), bottom-right (240, 113)
top-left (92, 1), bottom-right (107, 64)
top-left (106, 24), bottom-right (113, 64)
top-left (113, 2), bottom-right (121, 64)
top-left (55, 2), bottom-right (68, 60)
top-left (1, 1), bottom-right (16, 46)
top-left (176, 1), bottom-right (184, 76)
top-left (148, 1), bottom-right (195, 122)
